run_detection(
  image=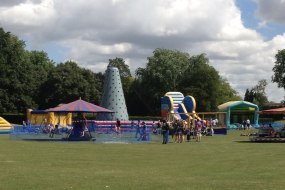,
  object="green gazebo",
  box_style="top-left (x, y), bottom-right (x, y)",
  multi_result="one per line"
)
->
top-left (218, 101), bottom-right (259, 129)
